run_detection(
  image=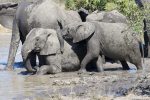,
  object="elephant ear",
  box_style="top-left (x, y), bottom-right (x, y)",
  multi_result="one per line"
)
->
top-left (40, 29), bottom-right (60, 55)
top-left (72, 22), bottom-right (95, 43)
